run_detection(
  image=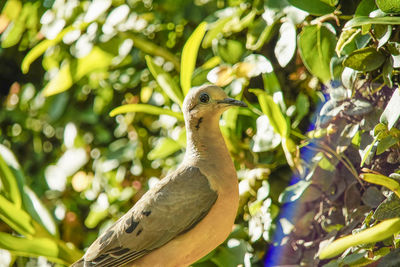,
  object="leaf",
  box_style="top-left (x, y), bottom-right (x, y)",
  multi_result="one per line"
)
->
top-left (211, 240), bottom-right (247, 267)
top-left (376, 0), bottom-right (400, 14)
top-left (343, 47), bottom-right (386, 72)
top-left (23, 186), bottom-right (58, 236)
top-left (125, 33), bottom-right (180, 71)
top-left (217, 39), bottom-right (244, 64)
top-left (43, 46), bottom-right (115, 96)
top-left (382, 57), bottom-right (394, 88)
top-left (84, 208), bottom-right (108, 229)
top-left (0, 232), bottom-right (82, 265)
top-left (287, 0), bottom-right (335, 15)
top-left (148, 138), bottom-right (182, 160)
top-left (293, 93), bottom-right (310, 128)
top-left (0, 145), bottom-right (57, 236)
top-left (0, 194), bottom-right (35, 236)
top-left (374, 193), bottom-right (400, 220)
top-left (319, 218), bottom-right (400, 259)
top-left (380, 89), bottom-right (400, 130)
top-left (202, 9), bottom-right (242, 48)
top-left (344, 16), bottom-right (400, 29)
top-left (298, 24), bottom-right (337, 83)
top-left (246, 16), bottom-right (278, 51)
top-left (181, 22), bottom-right (207, 96)
top-left (279, 180), bottom-right (311, 203)
top-left (145, 55), bottom-right (183, 106)
top-left (355, 0), bottom-right (378, 16)
top-left (274, 21), bottom-right (297, 67)
top-left (21, 24), bottom-right (87, 74)
top-left (360, 173), bottom-right (400, 198)
top-left (335, 28), bottom-right (360, 56)
top-left (376, 135), bottom-right (398, 155)
top-left (249, 89), bottom-right (288, 137)
top-left (0, 149), bottom-right (21, 207)
top-left (377, 247), bottom-right (400, 267)
top-left (109, 104), bottom-right (184, 120)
